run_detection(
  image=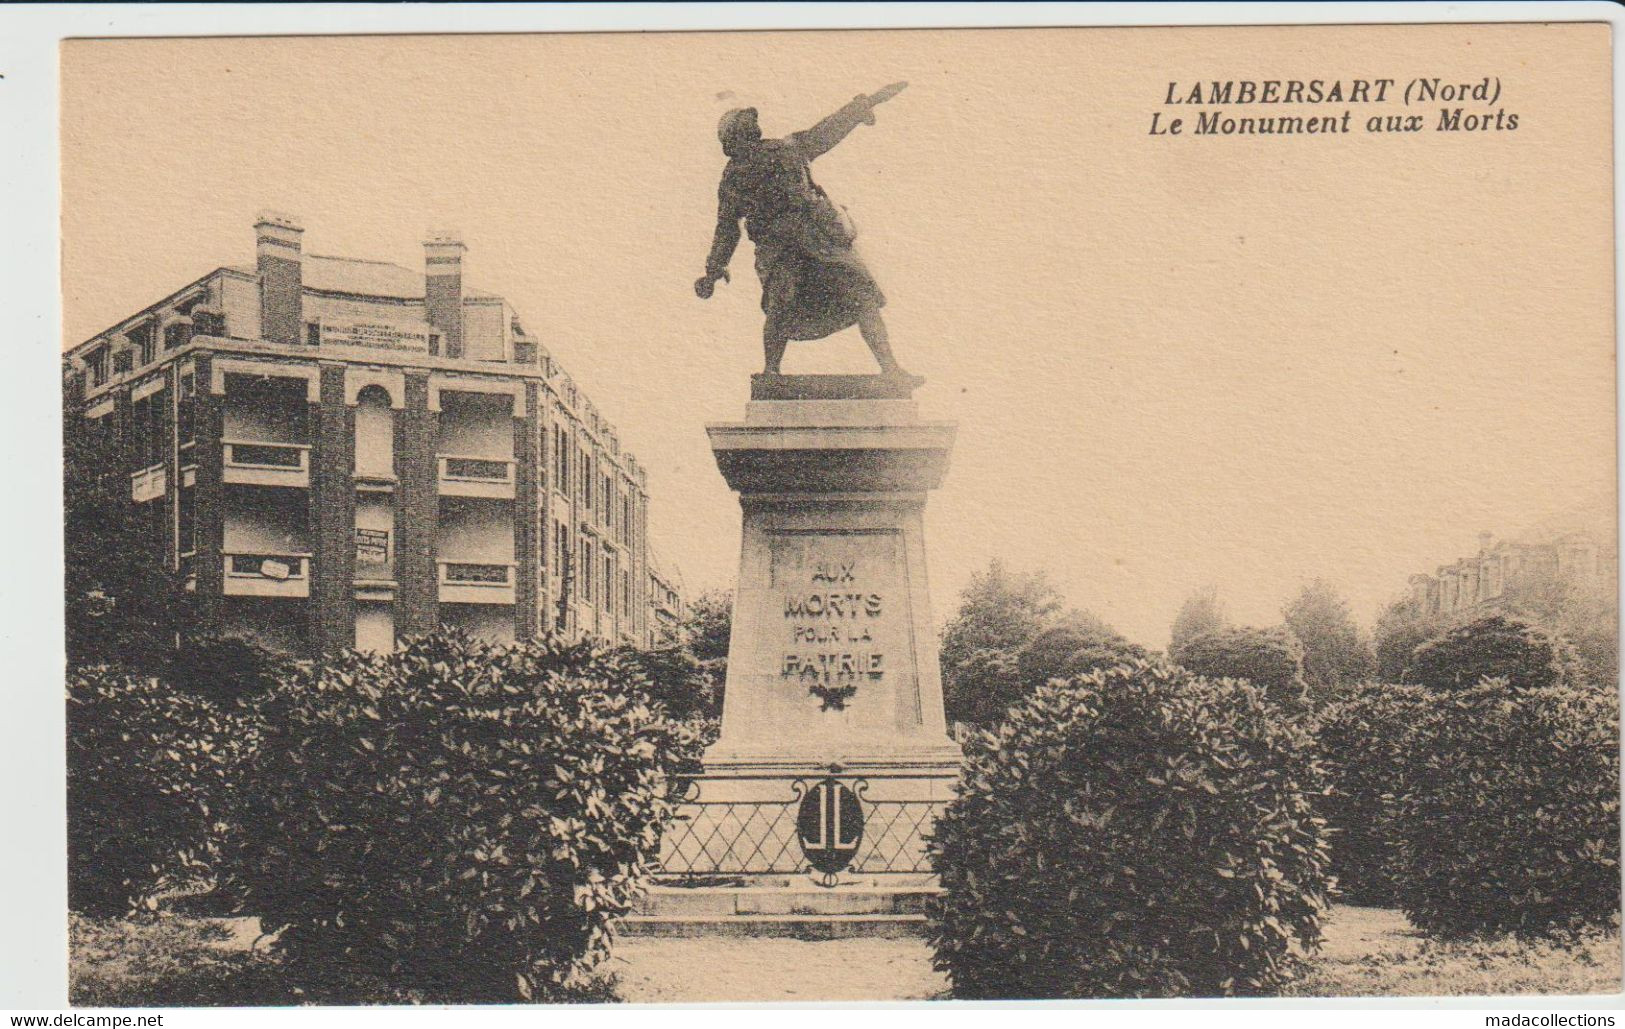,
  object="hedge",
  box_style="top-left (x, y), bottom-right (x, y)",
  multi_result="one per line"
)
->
top-left (928, 660), bottom-right (1331, 998)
